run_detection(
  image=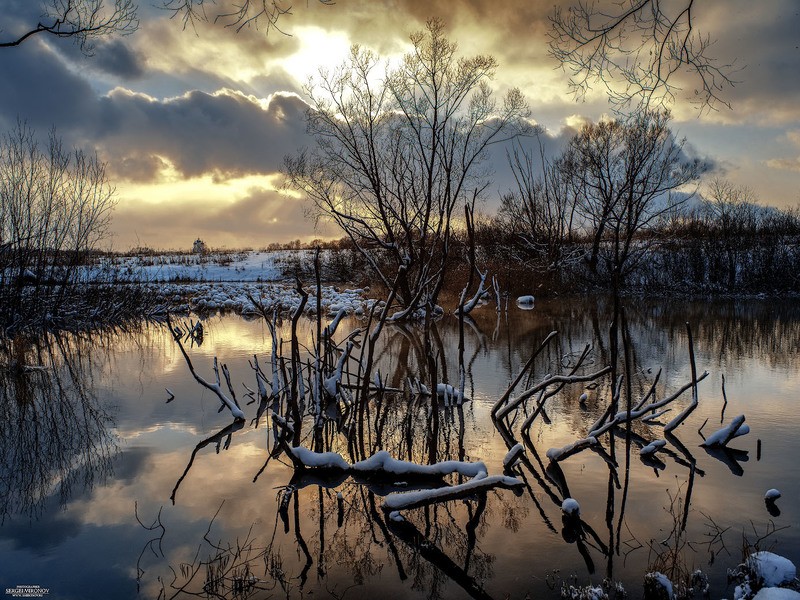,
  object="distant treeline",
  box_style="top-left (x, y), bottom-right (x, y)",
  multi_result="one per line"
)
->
top-left (468, 190), bottom-right (800, 296)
